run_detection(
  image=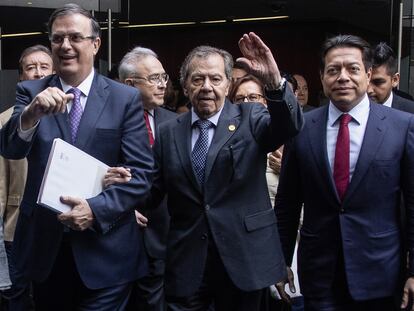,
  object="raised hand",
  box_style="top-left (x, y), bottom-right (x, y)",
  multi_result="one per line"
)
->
top-left (237, 32), bottom-right (282, 88)
top-left (21, 87), bottom-right (73, 129)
